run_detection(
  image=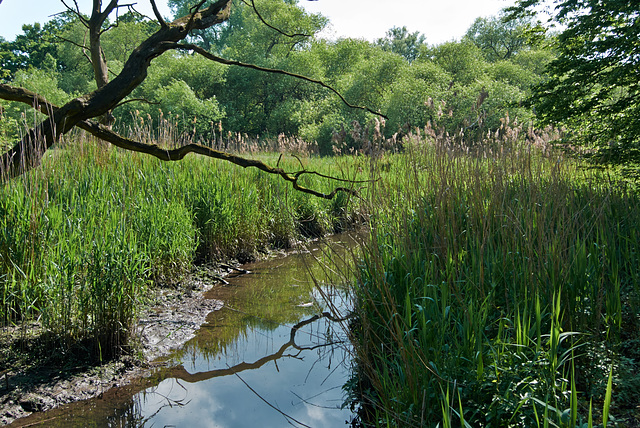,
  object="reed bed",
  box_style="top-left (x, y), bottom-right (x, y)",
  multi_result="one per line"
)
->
top-left (0, 133), bottom-right (364, 359)
top-left (347, 122), bottom-right (640, 427)
top-left (126, 110), bottom-right (319, 156)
